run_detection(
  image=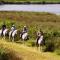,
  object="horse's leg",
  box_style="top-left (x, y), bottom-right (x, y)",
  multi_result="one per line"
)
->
top-left (3, 34), bottom-right (5, 40)
top-left (12, 37), bottom-right (14, 42)
top-left (36, 39), bottom-right (39, 50)
top-left (9, 35), bottom-right (11, 41)
top-left (4, 37), bottom-right (5, 40)
top-left (2, 35), bottom-right (5, 40)
top-left (1, 32), bottom-right (3, 40)
top-left (23, 39), bottom-right (25, 44)
top-left (36, 44), bottom-right (38, 50)
top-left (35, 42), bottom-right (38, 50)
top-left (20, 34), bottom-right (21, 38)
top-left (0, 33), bottom-right (1, 37)
top-left (0, 33), bottom-right (2, 40)
top-left (39, 44), bottom-right (41, 51)
top-left (39, 44), bottom-right (42, 52)
top-left (40, 46), bottom-right (42, 51)
top-left (23, 39), bottom-right (24, 44)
